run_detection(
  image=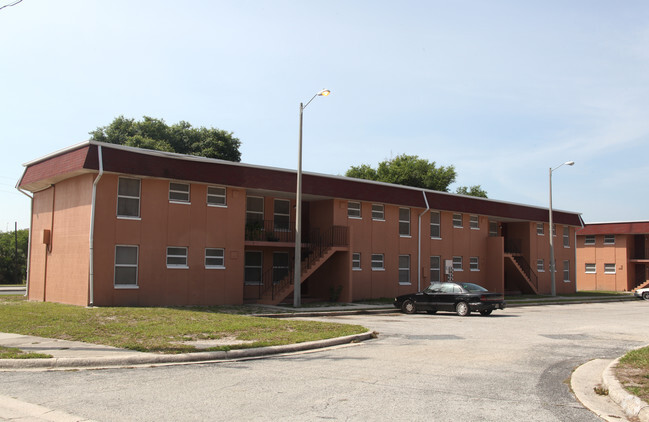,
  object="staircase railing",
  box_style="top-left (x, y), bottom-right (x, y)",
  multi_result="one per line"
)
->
top-left (511, 255), bottom-right (538, 292)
